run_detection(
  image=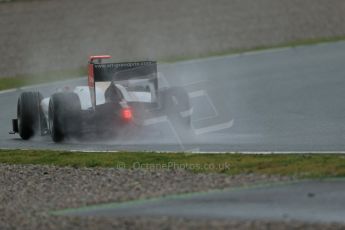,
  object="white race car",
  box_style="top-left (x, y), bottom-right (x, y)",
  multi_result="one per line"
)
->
top-left (10, 55), bottom-right (192, 142)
